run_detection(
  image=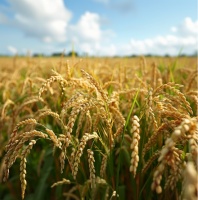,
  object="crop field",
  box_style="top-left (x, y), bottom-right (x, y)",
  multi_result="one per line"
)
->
top-left (0, 56), bottom-right (197, 200)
